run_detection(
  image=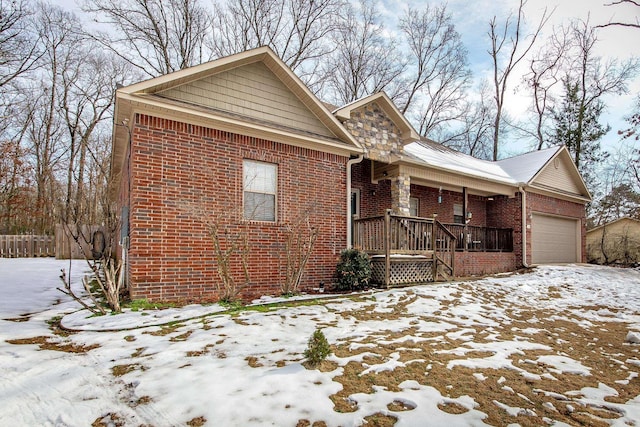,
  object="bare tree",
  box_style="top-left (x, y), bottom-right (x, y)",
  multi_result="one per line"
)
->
top-left (14, 4), bottom-right (83, 233)
top-left (556, 18), bottom-right (639, 170)
top-left (399, 4), bottom-right (470, 137)
top-left (282, 207), bottom-right (318, 296)
top-left (598, 0), bottom-right (640, 29)
top-left (2, 3), bottom-right (129, 235)
top-left (589, 221), bottom-right (640, 265)
top-left (440, 81), bottom-right (495, 159)
top-left (58, 214), bottom-right (124, 314)
top-left (0, 0), bottom-right (43, 91)
top-left (488, 0), bottom-right (552, 160)
top-left (59, 49), bottom-right (130, 225)
top-left (319, 0), bottom-right (406, 105)
top-left (81, 0), bottom-right (213, 77)
top-left (523, 25), bottom-right (570, 150)
top-left (213, 0), bottom-right (345, 83)
top-left (0, 135), bottom-right (32, 233)
top-left (184, 202), bottom-right (251, 303)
